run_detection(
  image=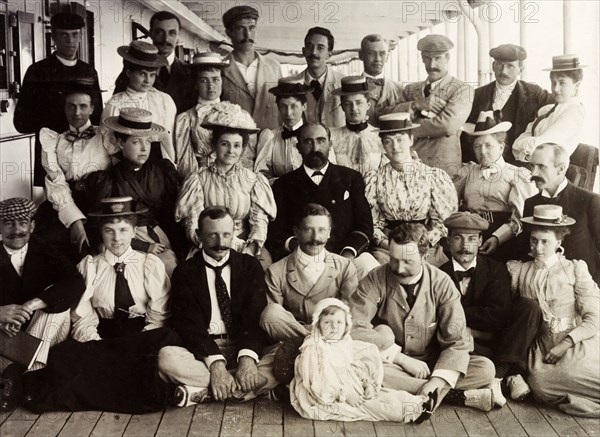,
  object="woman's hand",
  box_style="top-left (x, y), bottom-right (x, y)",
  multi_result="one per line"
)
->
top-left (544, 338), bottom-right (573, 364)
top-left (148, 243), bottom-right (167, 255)
top-left (69, 220), bottom-right (89, 252)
